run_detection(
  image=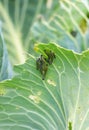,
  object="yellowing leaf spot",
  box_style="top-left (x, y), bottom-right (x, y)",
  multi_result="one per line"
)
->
top-left (0, 88), bottom-right (6, 96)
top-left (29, 94), bottom-right (41, 104)
top-left (47, 79), bottom-right (56, 87)
top-left (34, 44), bottom-right (39, 52)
